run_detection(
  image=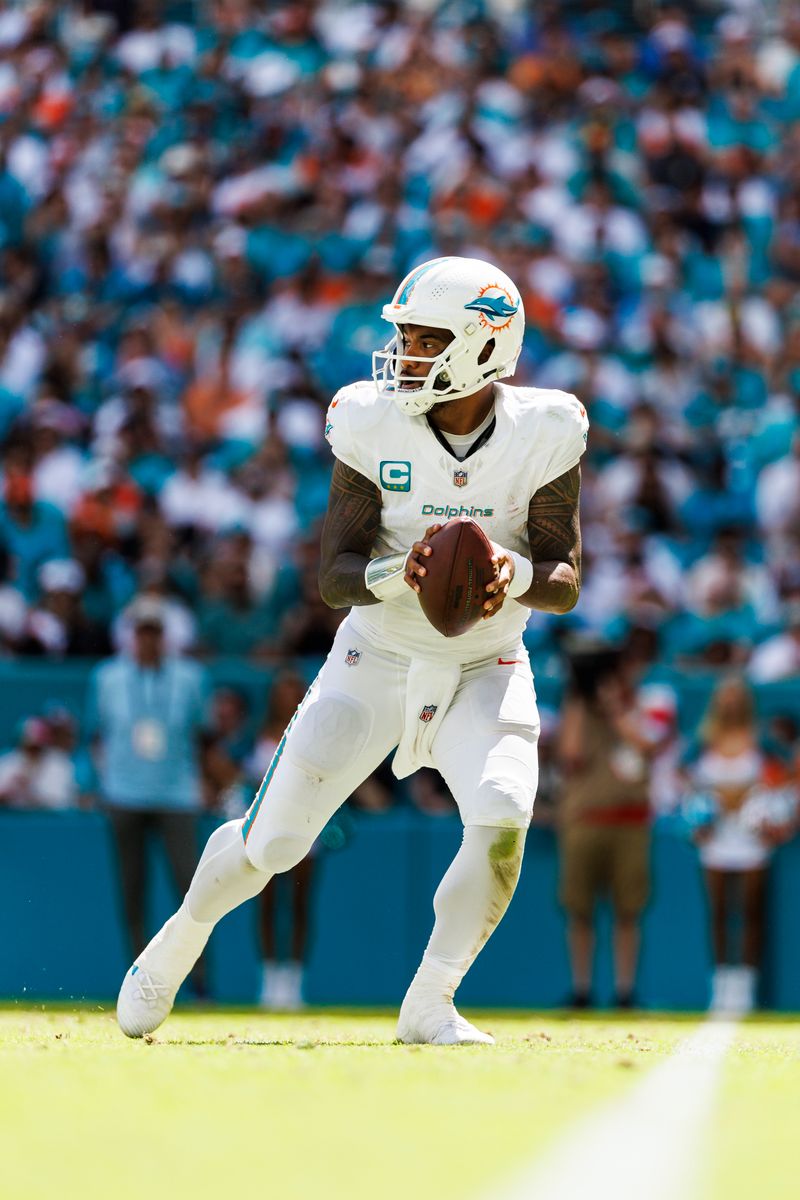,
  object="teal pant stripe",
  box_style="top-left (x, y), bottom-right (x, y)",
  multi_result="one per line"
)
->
top-left (241, 672), bottom-right (319, 845)
top-left (242, 730), bottom-right (288, 843)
